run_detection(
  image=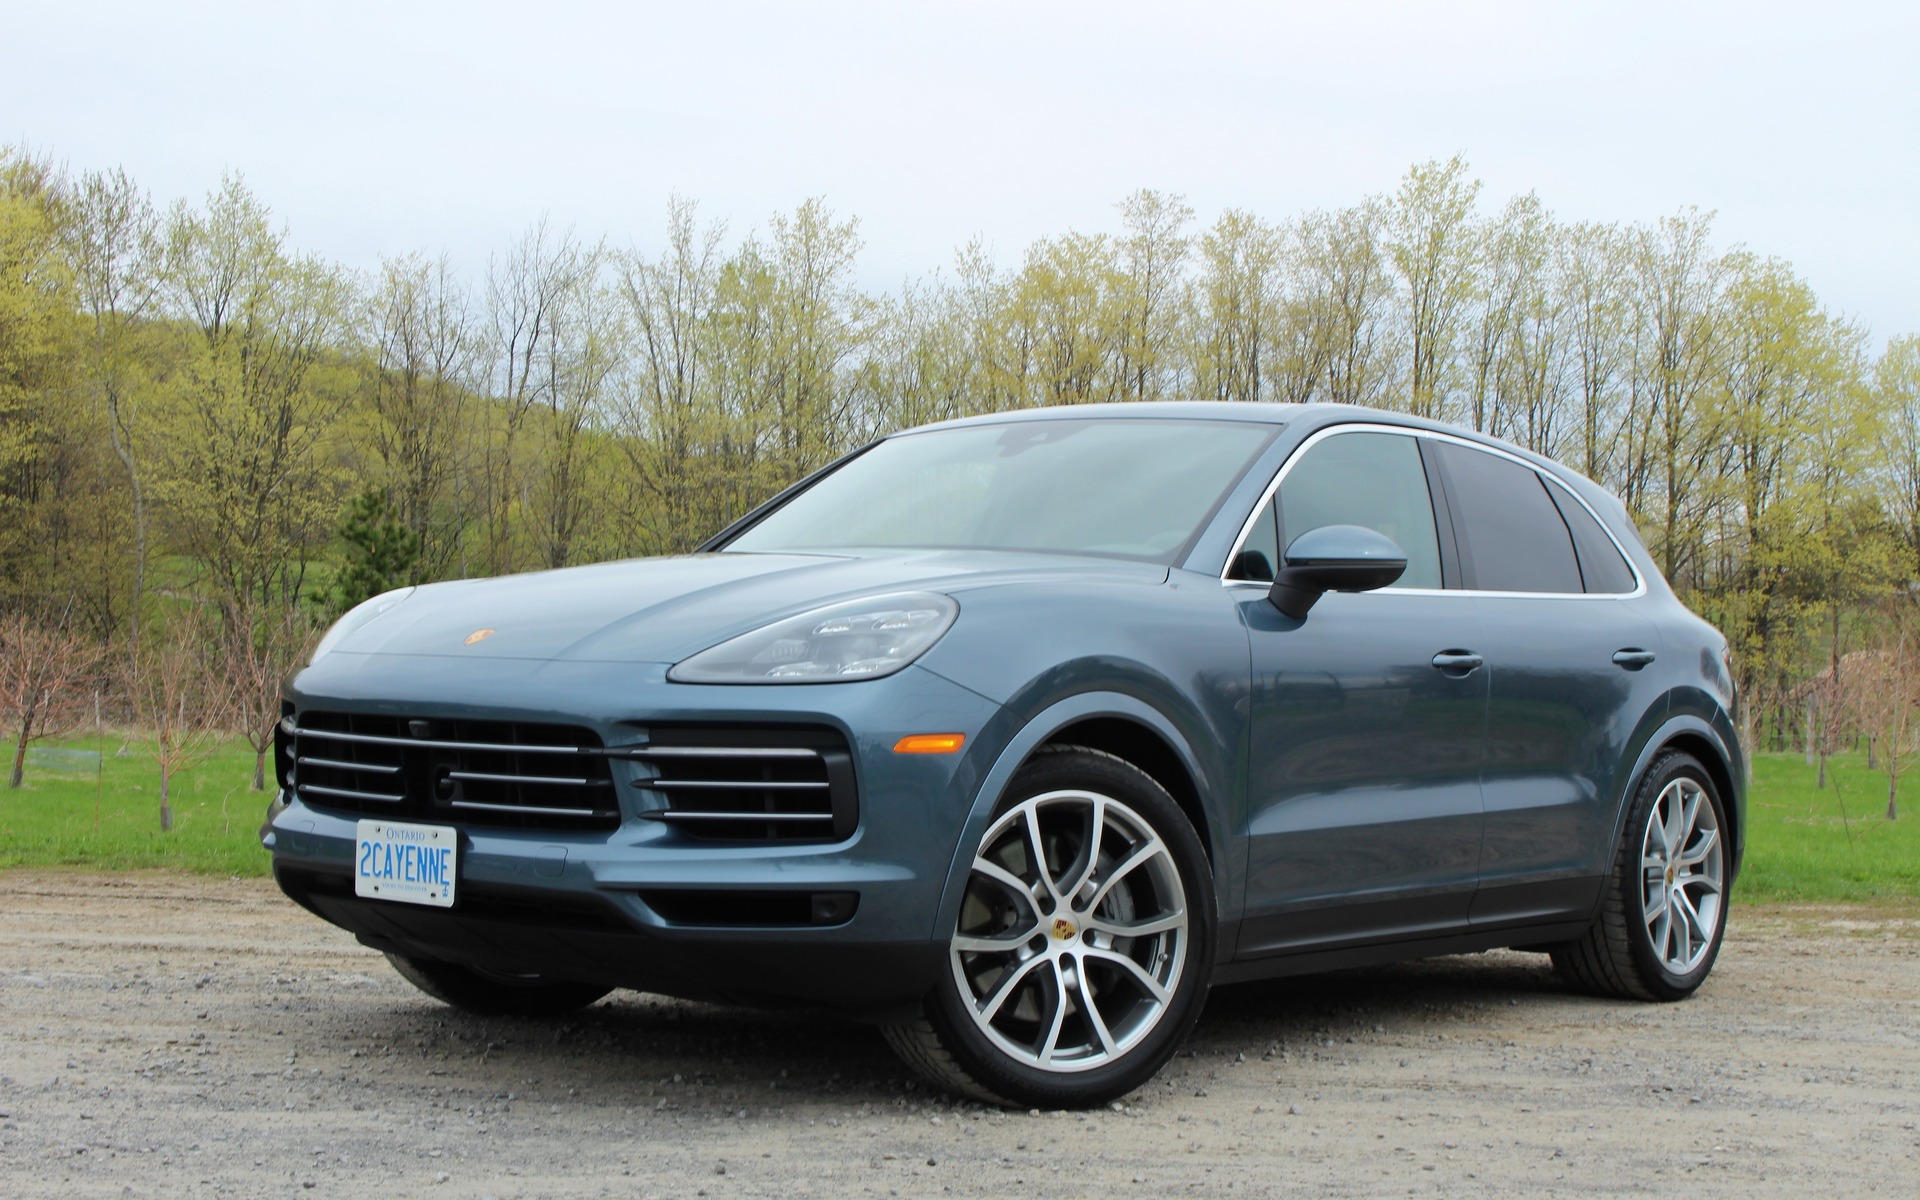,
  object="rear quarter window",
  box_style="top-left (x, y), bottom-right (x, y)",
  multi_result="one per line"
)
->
top-left (1543, 479), bottom-right (1639, 594)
